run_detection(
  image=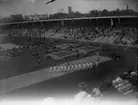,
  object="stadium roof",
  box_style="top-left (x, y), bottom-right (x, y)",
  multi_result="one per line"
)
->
top-left (0, 15), bottom-right (138, 26)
